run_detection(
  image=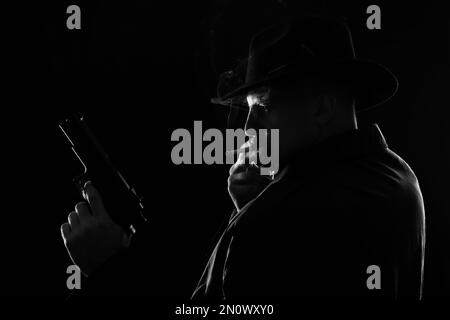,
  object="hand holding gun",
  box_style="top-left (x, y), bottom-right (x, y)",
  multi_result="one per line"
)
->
top-left (59, 114), bottom-right (147, 275)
